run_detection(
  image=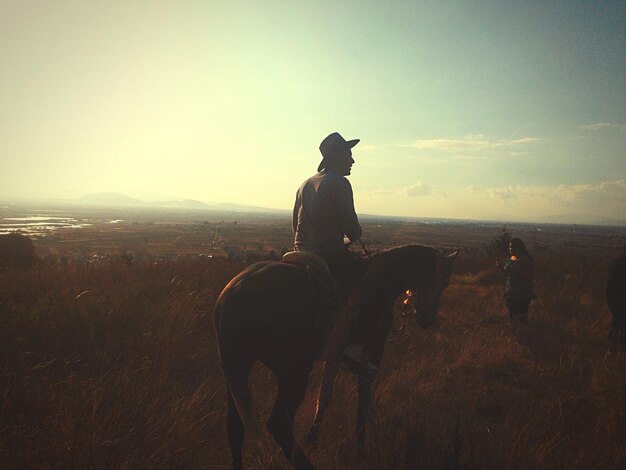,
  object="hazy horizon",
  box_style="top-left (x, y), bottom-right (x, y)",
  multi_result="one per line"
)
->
top-left (1, 1), bottom-right (624, 226)
top-left (2, 191), bottom-right (625, 228)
